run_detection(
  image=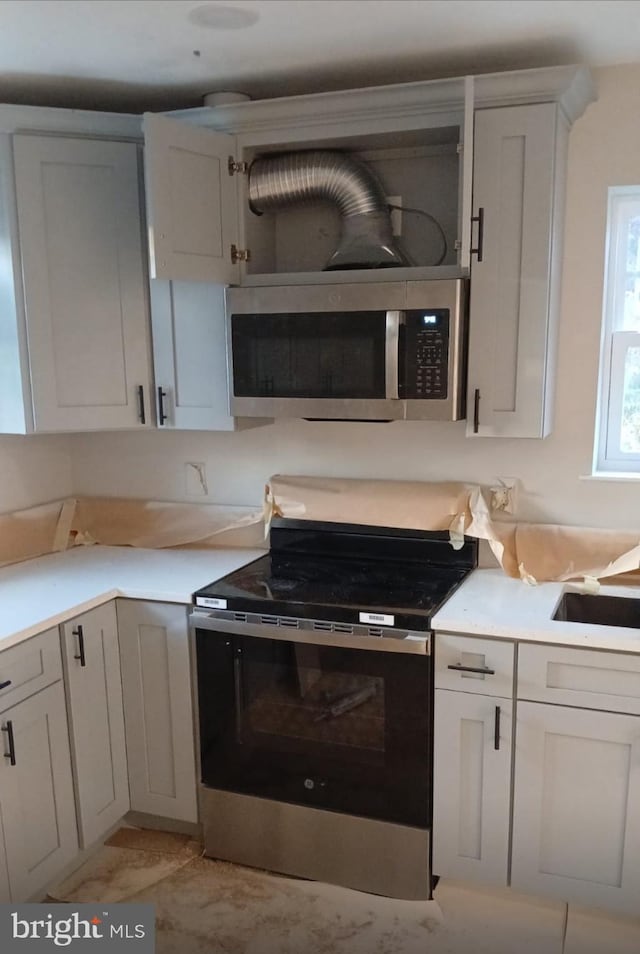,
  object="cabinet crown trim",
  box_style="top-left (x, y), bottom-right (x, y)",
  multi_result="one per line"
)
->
top-left (163, 65), bottom-right (594, 135)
